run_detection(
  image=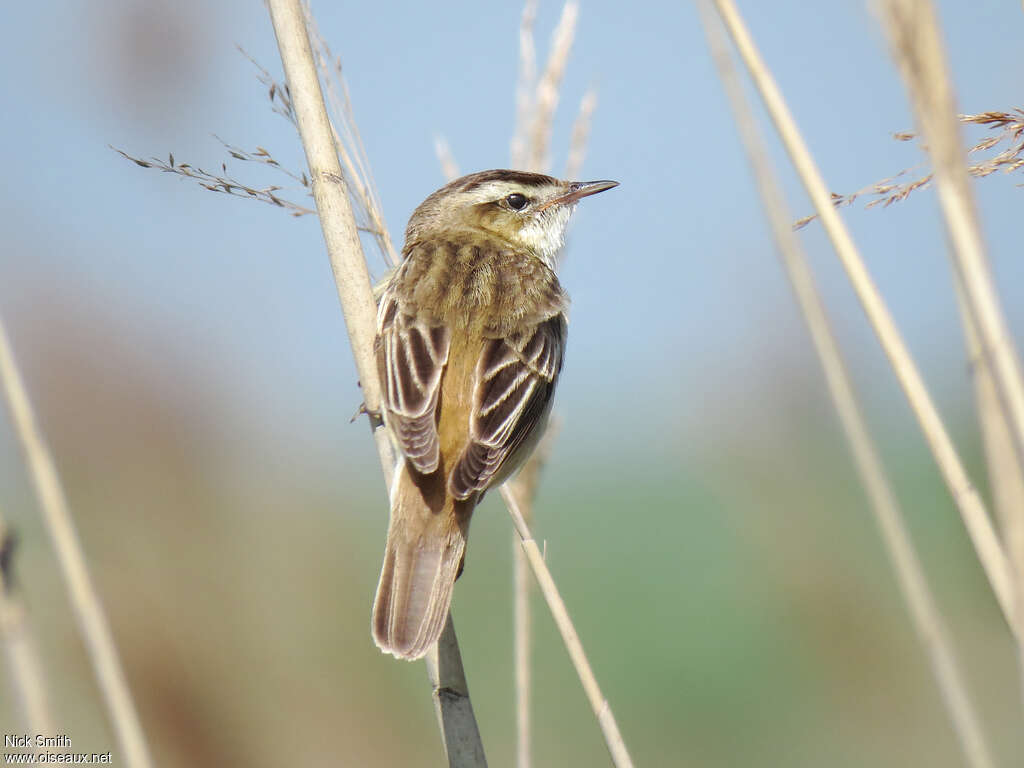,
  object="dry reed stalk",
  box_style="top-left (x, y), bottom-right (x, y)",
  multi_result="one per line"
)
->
top-left (0, 600), bottom-right (54, 748)
top-left (0, 318), bottom-right (154, 768)
top-left (878, 0), bottom-right (1024, 654)
top-left (265, 2), bottom-right (483, 765)
top-left (303, 5), bottom-right (399, 267)
top-left (525, 1), bottom-right (579, 172)
top-left (710, 0), bottom-right (1016, 631)
top-left (425, 615), bottom-right (488, 767)
top-left (956, 277), bottom-right (1024, 618)
top-left (699, 6), bottom-right (995, 764)
top-left (266, 0), bottom-right (393, 478)
top-left (505, 425), bottom-right (558, 768)
top-left (511, 507), bottom-right (532, 768)
top-left (0, 518), bottom-right (55, 742)
top-left (500, 486), bottom-right (635, 768)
